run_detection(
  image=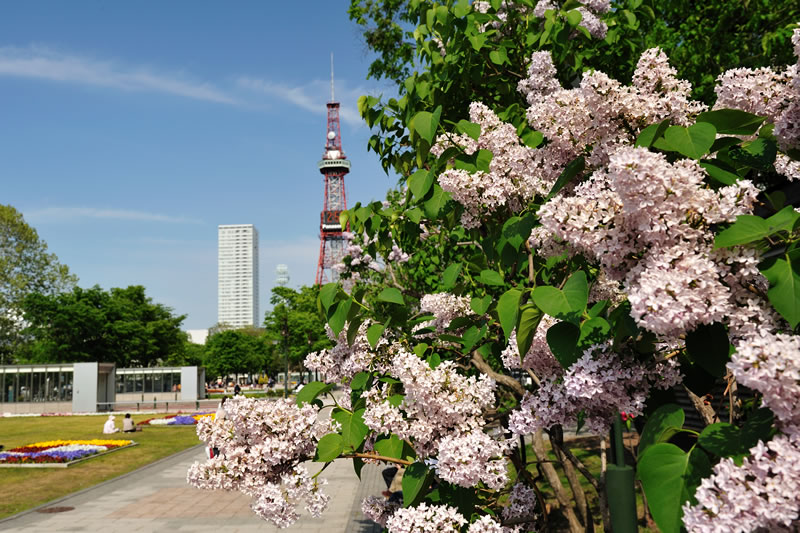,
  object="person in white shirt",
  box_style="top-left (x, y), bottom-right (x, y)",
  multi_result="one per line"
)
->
top-left (102, 415), bottom-right (119, 434)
